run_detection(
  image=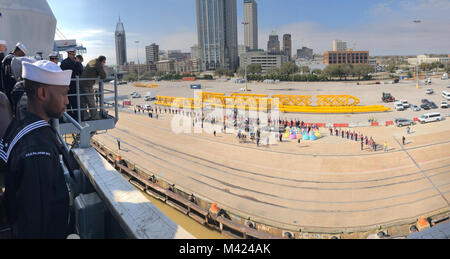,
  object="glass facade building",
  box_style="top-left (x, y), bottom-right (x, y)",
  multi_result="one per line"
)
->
top-left (115, 17), bottom-right (127, 66)
top-left (196, 0), bottom-right (238, 71)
